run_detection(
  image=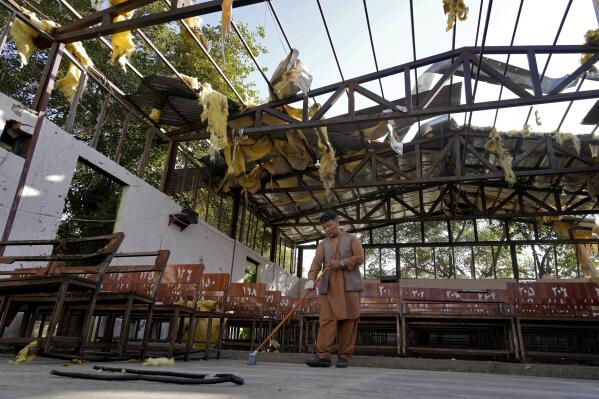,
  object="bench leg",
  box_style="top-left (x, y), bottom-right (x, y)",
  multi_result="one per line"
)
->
top-left (117, 296), bottom-right (134, 359)
top-left (44, 280), bottom-right (69, 354)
